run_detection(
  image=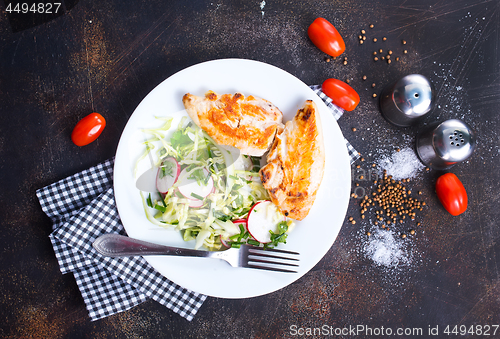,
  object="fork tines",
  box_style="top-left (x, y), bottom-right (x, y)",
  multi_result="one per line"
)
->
top-left (245, 246), bottom-right (300, 273)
